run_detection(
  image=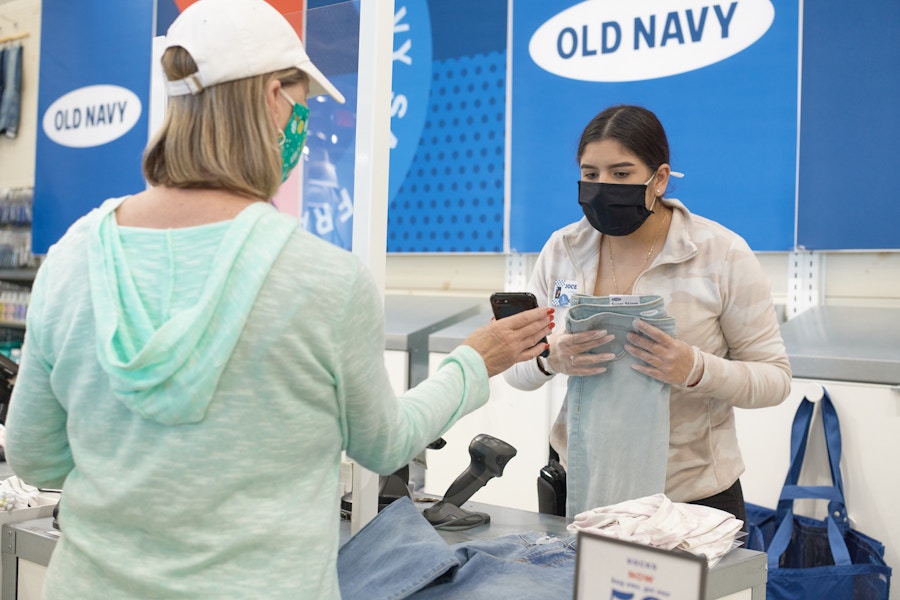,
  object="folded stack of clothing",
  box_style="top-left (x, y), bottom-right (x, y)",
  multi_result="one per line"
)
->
top-left (567, 492), bottom-right (744, 567)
